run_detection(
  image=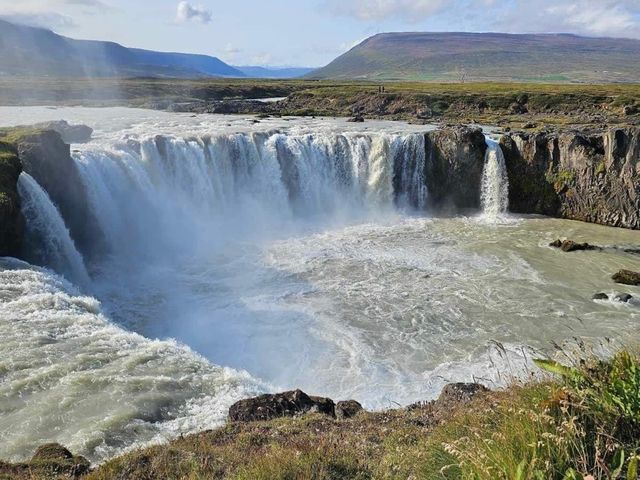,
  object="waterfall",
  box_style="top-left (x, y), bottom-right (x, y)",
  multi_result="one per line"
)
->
top-left (480, 137), bottom-right (509, 220)
top-left (67, 132), bottom-right (429, 262)
top-left (17, 173), bottom-right (91, 287)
